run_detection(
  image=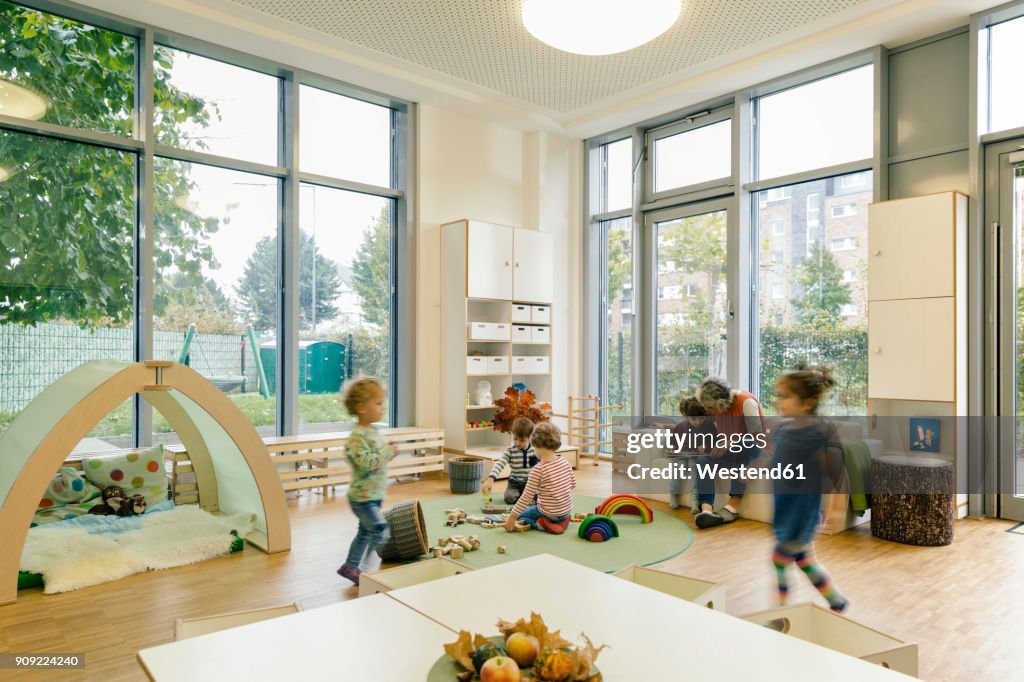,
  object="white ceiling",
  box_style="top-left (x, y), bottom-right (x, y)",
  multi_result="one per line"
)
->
top-left (81, 0), bottom-right (998, 137)
top-left (224, 0), bottom-right (870, 115)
